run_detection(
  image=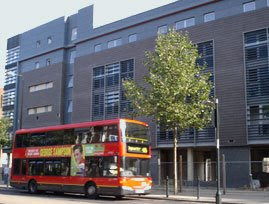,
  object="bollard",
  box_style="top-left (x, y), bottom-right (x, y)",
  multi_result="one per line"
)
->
top-left (249, 174), bottom-right (253, 190)
top-left (197, 177), bottom-right (200, 200)
top-left (166, 176), bottom-right (169, 198)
